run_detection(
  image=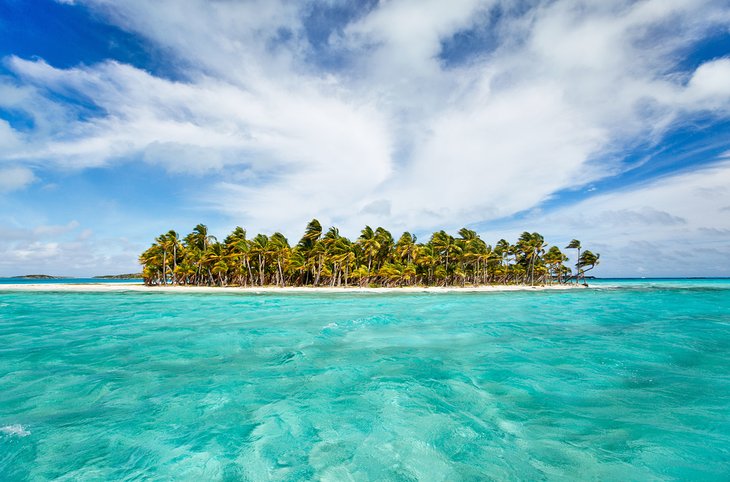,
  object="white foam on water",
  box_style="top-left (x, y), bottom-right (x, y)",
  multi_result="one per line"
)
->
top-left (1, 424), bottom-right (30, 437)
